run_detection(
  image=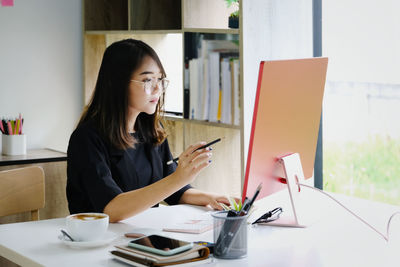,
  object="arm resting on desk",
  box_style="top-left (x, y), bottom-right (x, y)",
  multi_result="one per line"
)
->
top-left (104, 172), bottom-right (191, 223)
top-left (104, 143), bottom-right (213, 223)
top-left (179, 188), bottom-right (236, 210)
